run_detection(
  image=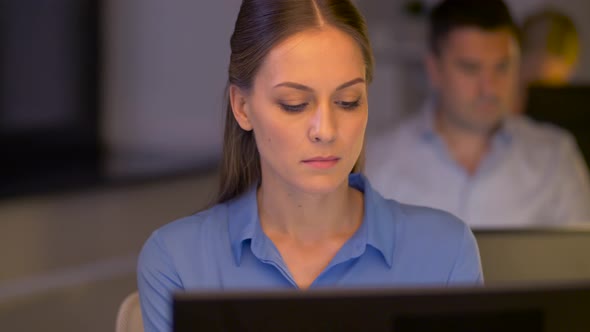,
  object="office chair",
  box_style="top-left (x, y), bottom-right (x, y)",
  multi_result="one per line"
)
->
top-left (116, 291), bottom-right (144, 332)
